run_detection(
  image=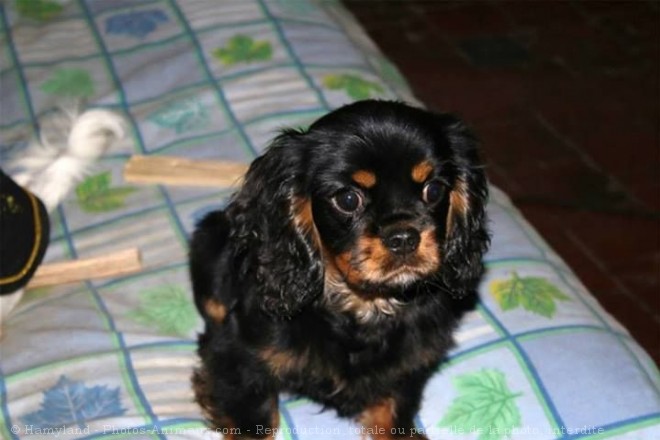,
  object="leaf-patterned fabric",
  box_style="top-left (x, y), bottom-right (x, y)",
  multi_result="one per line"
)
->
top-left (1, 1), bottom-right (658, 439)
top-left (21, 377), bottom-right (126, 430)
